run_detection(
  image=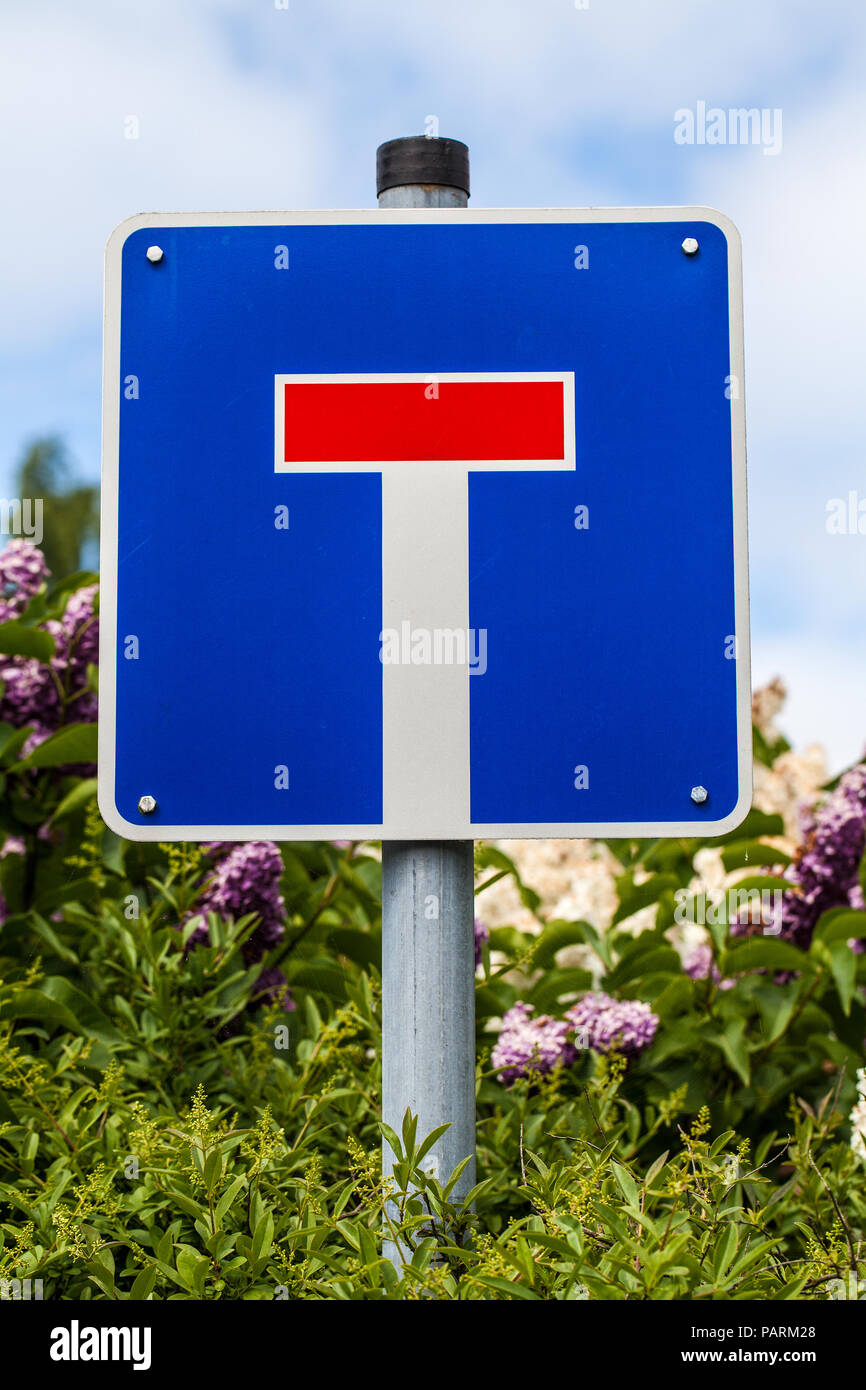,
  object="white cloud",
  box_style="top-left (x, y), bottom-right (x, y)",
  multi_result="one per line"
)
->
top-left (754, 633), bottom-right (866, 774)
top-left (0, 0), bottom-right (864, 758)
top-left (0, 1), bottom-right (333, 349)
